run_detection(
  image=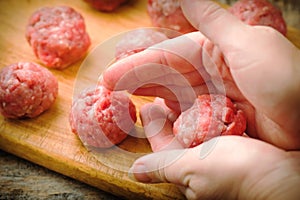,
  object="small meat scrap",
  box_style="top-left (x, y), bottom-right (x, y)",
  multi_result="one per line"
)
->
top-left (229, 0), bottom-right (287, 35)
top-left (0, 62), bottom-right (58, 119)
top-left (173, 94), bottom-right (247, 148)
top-left (147, 0), bottom-right (197, 33)
top-left (115, 28), bottom-right (168, 60)
top-left (69, 85), bottom-right (137, 148)
top-left (83, 0), bottom-right (128, 12)
top-left (26, 6), bottom-right (91, 69)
